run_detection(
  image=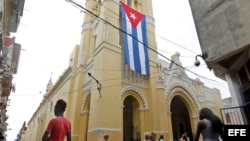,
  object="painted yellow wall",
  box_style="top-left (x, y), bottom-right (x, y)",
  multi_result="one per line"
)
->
top-left (22, 1), bottom-right (224, 141)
